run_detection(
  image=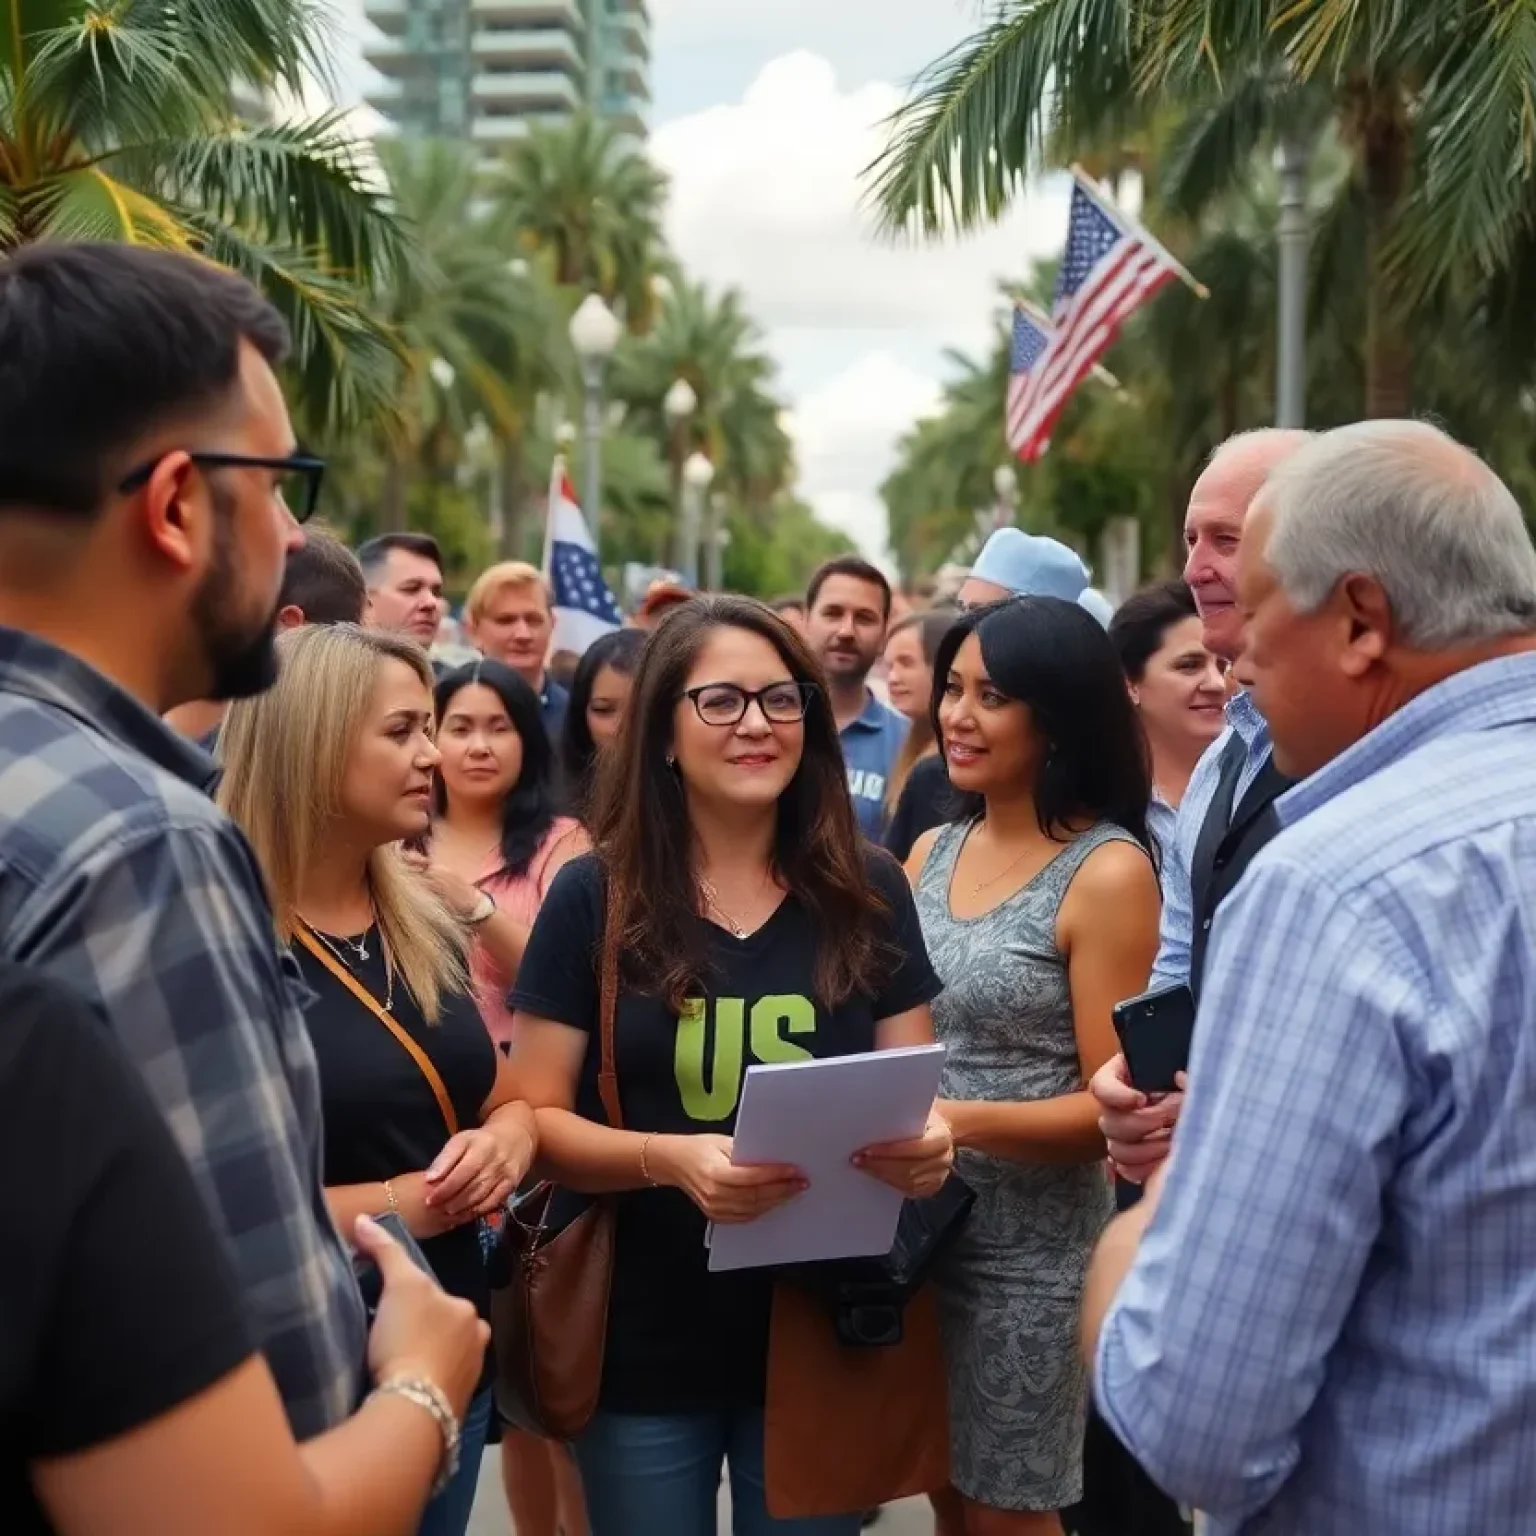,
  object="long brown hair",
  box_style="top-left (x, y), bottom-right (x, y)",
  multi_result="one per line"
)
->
top-left (884, 610), bottom-right (953, 813)
top-left (589, 595), bottom-right (893, 1011)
